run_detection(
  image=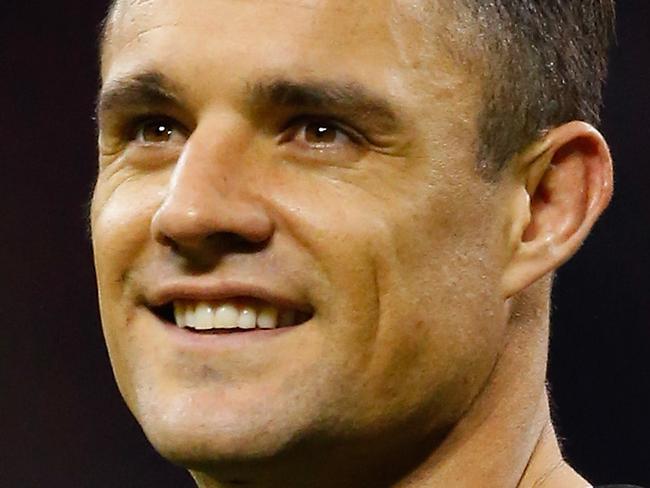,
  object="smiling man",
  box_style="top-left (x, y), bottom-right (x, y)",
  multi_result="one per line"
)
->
top-left (91, 1), bottom-right (621, 487)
